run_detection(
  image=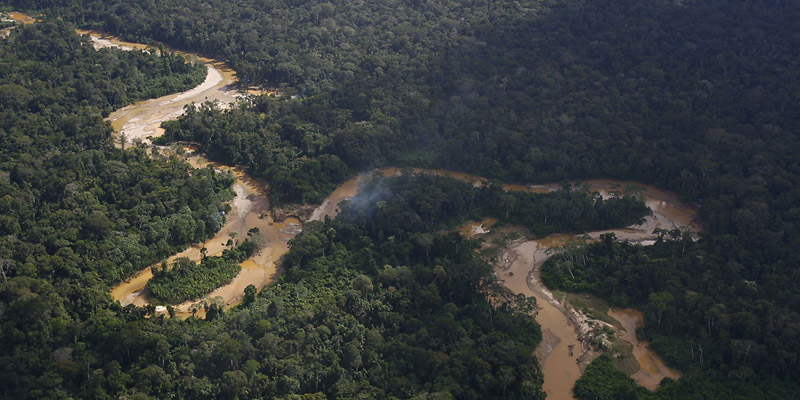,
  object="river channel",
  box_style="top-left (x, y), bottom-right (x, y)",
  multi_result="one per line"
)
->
top-left (60, 27), bottom-right (297, 317)
top-left (15, 19), bottom-right (697, 397)
top-left (310, 168), bottom-right (695, 399)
